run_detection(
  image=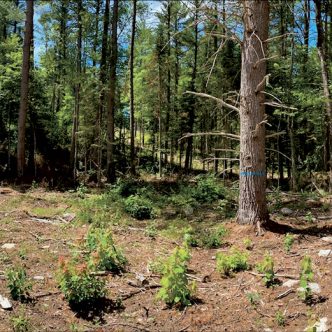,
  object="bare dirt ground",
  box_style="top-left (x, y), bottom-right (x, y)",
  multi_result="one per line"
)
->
top-left (0, 187), bottom-right (331, 332)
